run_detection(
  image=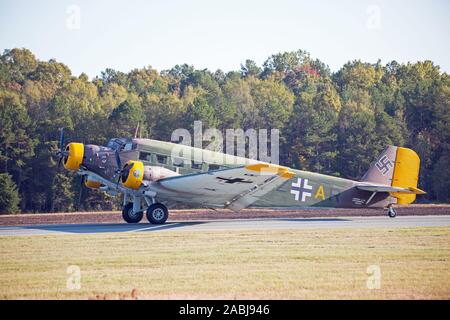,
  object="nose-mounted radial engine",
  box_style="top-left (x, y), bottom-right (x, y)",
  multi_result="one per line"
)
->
top-left (55, 128), bottom-right (179, 224)
top-left (55, 128), bottom-right (84, 171)
top-left (55, 128), bottom-right (103, 210)
top-left (55, 128), bottom-right (102, 191)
